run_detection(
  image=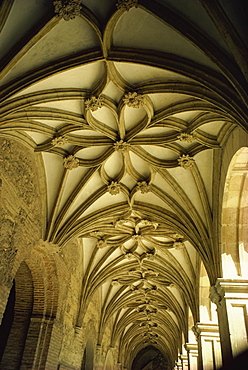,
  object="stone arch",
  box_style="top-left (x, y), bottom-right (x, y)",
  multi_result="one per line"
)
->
top-left (1, 246), bottom-right (61, 369)
top-left (81, 319), bottom-right (97, 369)
top-left (131, 345), bottom-right (169, 370)
top-left (0, 261), bottom-right (33, 369)
top-left (0, 136), bottom-right (46, 322)
top-left (221, 147), bottom-right (248, 278)
top-left (103, 349), bottom-right (114, 370)
top-left (81, 338), bottom-right (94, 370)
top-left (23, 246), bottom-right (60, 368)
